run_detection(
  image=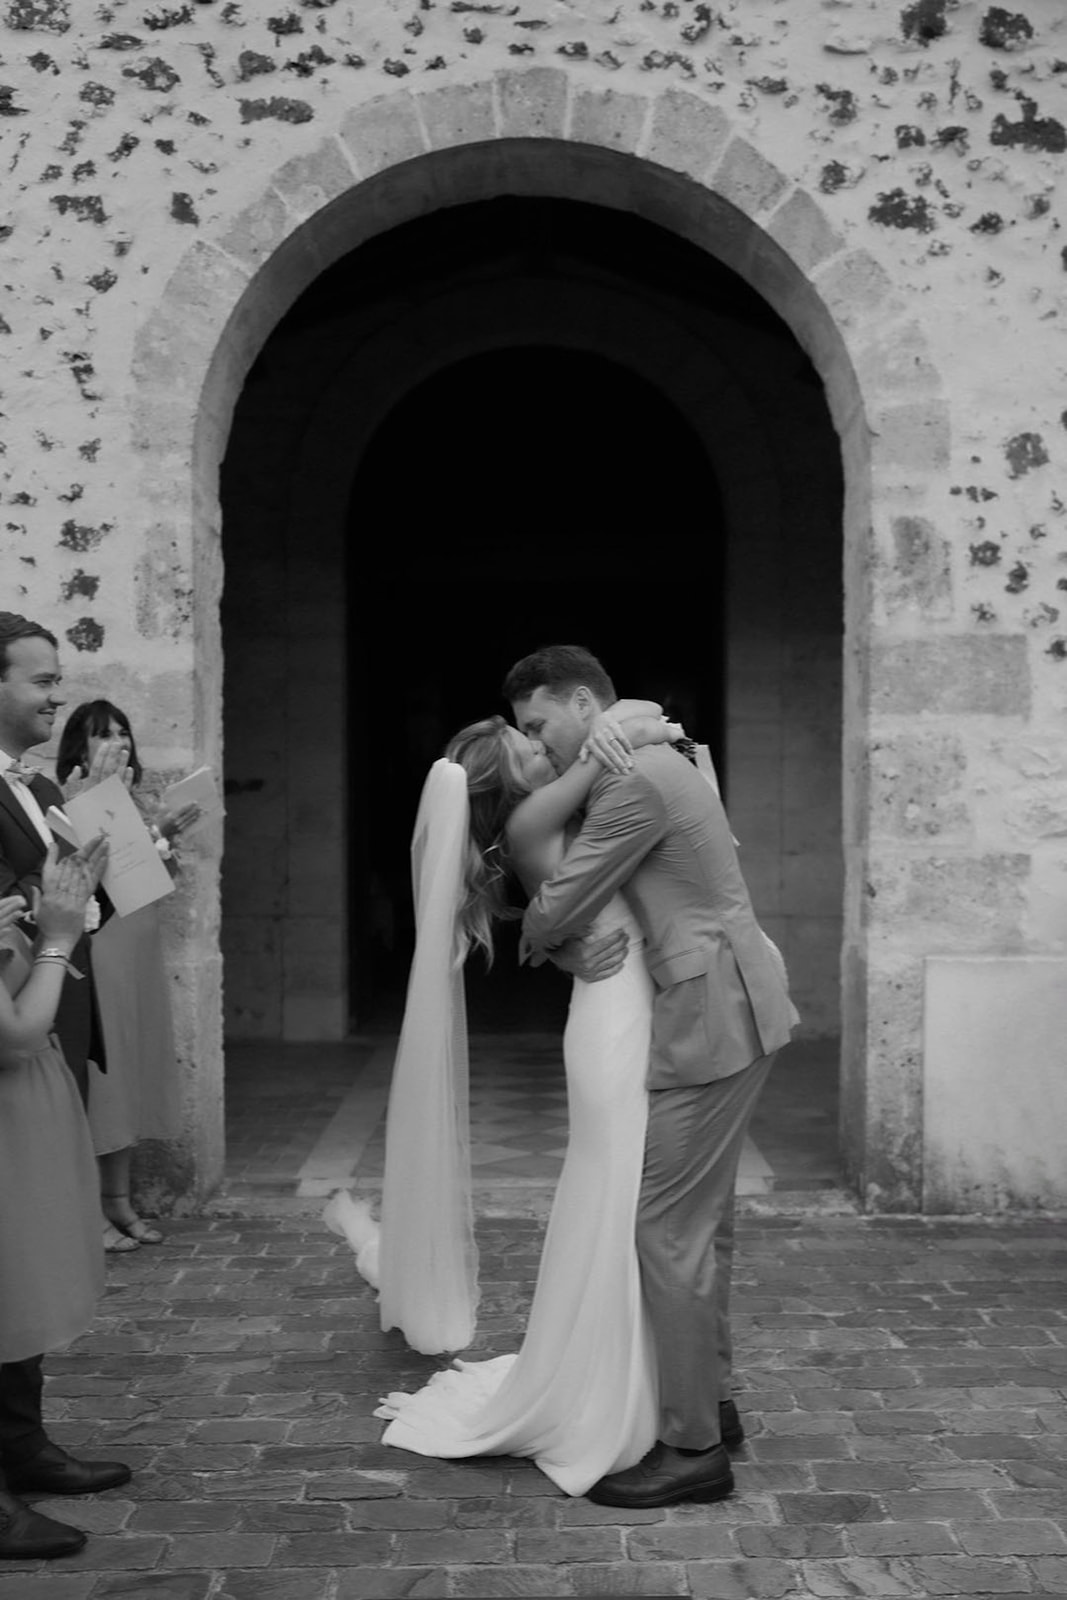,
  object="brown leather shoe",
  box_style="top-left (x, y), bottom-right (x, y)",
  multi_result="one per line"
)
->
top-left (587, 1441), bottom-right (734, 1508)
top-left (5, 1442), bottom-right (131, 1496)
top-left (720, 1397), bottom-right (745, 1449)
top-left (0, 1491), bottom-right (86, 1559)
